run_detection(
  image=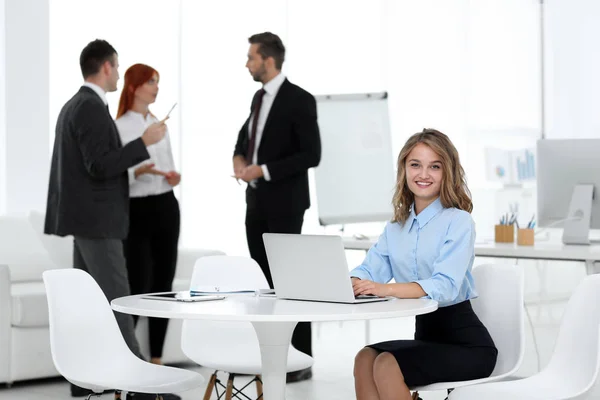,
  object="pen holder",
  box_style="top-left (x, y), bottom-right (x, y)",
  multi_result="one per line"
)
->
top-left (495, 224), bottom-right (514, 243)
top-left (517, 228), bottom-right (534, 246)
